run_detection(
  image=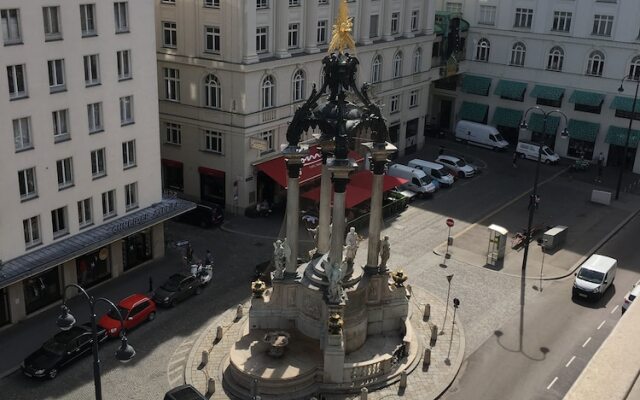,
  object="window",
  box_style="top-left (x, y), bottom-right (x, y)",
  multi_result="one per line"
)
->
top-left (409, 90), bottom-right (419, 108)
top-left (510, 42), bottom-right (526, 67)
top-left (23, 216), bottom-right (41, 247)
top-left (292, 70), bottom-right (305, 102)
top-left (165, 122), bottom-right (181, 144)
top-left (91, 148), bottom-right (106, 178)
top-left (446, 2), bottom-right (463, 13)
top-left (514, 8), bottom-right (533, 28)
top-left (476, 38), bottom-right (490, 62)
top-left (586, 51), bottom-right (605, 76)
top-left (552, 11), bottom-right (572, 32)
top-left (204, 74), bottom-right (221, 108)
top-left (369, 15), bottom-right (379, 38)
top-left (205, 26), bottom-right (220, 53)
top-left (479, 6), bottom-right (496, 25)
top-left (630, 56), bottom-right (640, 81)
top-left (319, 0), bottom-right (329, 5)
top-left (13, 117), bottom-right (32, 151)
top-left (114, 2), bottom-right (129, 33)
top-left (257, 0), bottom-right (269, 9)
top-left (203, 130), bottom-right (223, 153)
top-left (163, 68), bottom-right (180, 101)
top-left (43, 6), bottom-right (62, 41)
top-left (289, 0), bottom-right (300, 6)
top-left (1, 9), bottom-right (22, 44)
top-left (411, 11), bottom-right (419, 31)
top-left (124, 182), bottom-right (138, 210)
top-left (80, 4), bottom-right (96, 36)
top-left (18, 167), bottom-right (37, 200)
top-left (162, 0), bottom-right (176, 3)
top-left (413, 48), bottom-right (421, 73)
top-left (102, 190), bottom-right (116, 218)
top-left (390, 95), bottom-right (399, 113)
top-left (547, 46), bottom-right (564, 71)
top-left (260, 130), bottom-right (274, 155)
top-left (120, 96), bottom-right (134, 124)
top-left (393, 52), bottom-right (403, 78)
top-left (77, 198), bottom-right (92, 227)
top-left (163, 21), bottom-right (177, 48)
top-left (592, 15), bottom-right (613, 37)
top-left (83, 54), bottom-right (100, 86)
top-left (122, 140), bottom-right (136, 168)
top-left (51, 207), bottom-right (68, 238)
top-left (317, 20), bottom-right (328, 44)
top-left (52, 109), bottom-right (70, 141)
top-left (371, 55), bottom-right (382, 83)
top-left (261, 75), bottom-right (275, 109)
top-left (56, 157), bottom-right (74, 189)
top-left (117, 50), bottom-right (132, 80)
top-left (391, 13), bottom-right (400, 34)
top-left (87, 102), bottom-right (103, 133)
top-left (7, 64), bottom-right (27, 99)
top-left (204, 0), bottom-right (220, 8)
top-left (47, 59), bottom-right (66, 93)
top-left (288, 23), bottom-right (299, 49)
top-left (256, 26), bottom-right (268, 53)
